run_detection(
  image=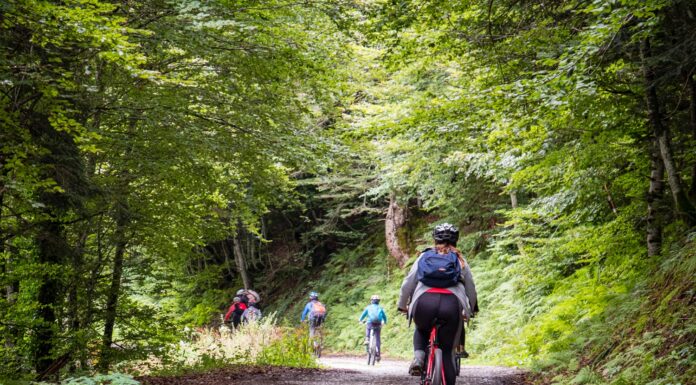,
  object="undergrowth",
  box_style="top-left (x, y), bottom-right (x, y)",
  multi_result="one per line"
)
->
top-left (534, 234), bottom-right (696, 385)
top-left (118, 314), bottom-right (316, 377)
top-left (269, 224), bottom-right (694, 385)
top-left (266, 240), bottom-right (415, 358)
